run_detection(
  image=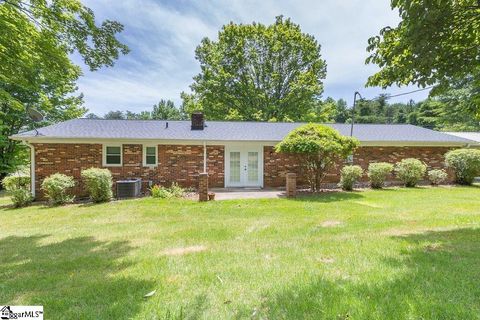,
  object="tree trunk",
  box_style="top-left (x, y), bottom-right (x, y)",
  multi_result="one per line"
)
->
top-left (0, 172), bottom-right (7, 190)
